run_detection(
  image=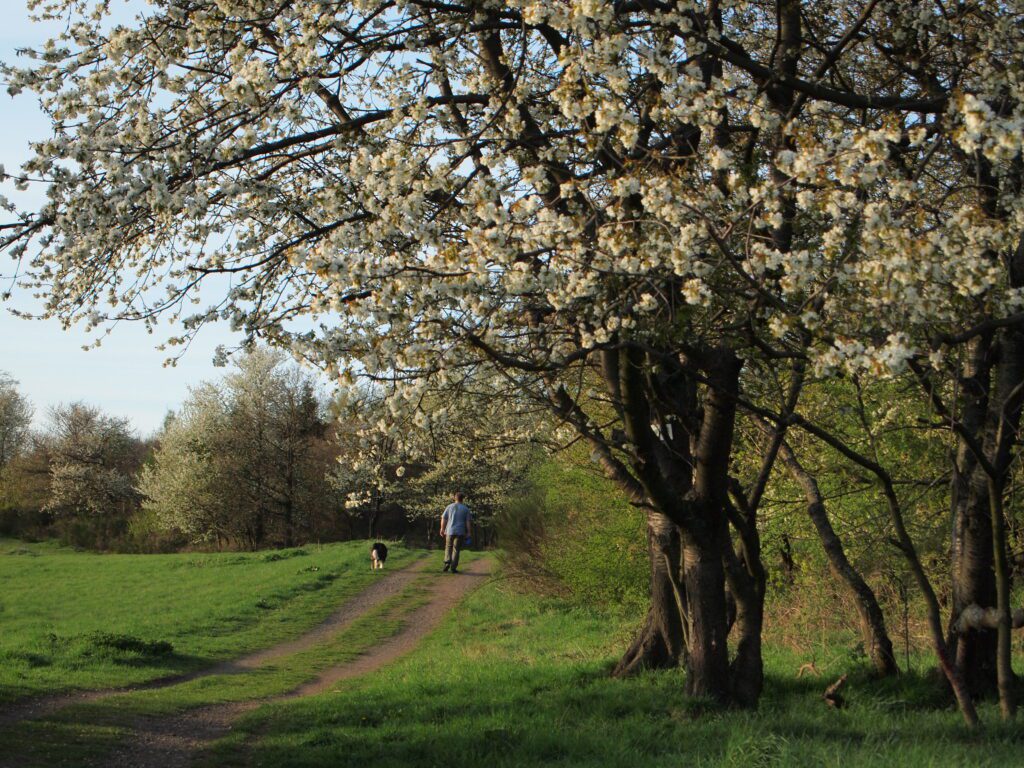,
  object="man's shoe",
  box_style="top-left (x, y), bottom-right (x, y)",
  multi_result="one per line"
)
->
top-left (450, 568), bottom-right (459, 574)
top-left (442, 563), bottom-right (450, 572)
